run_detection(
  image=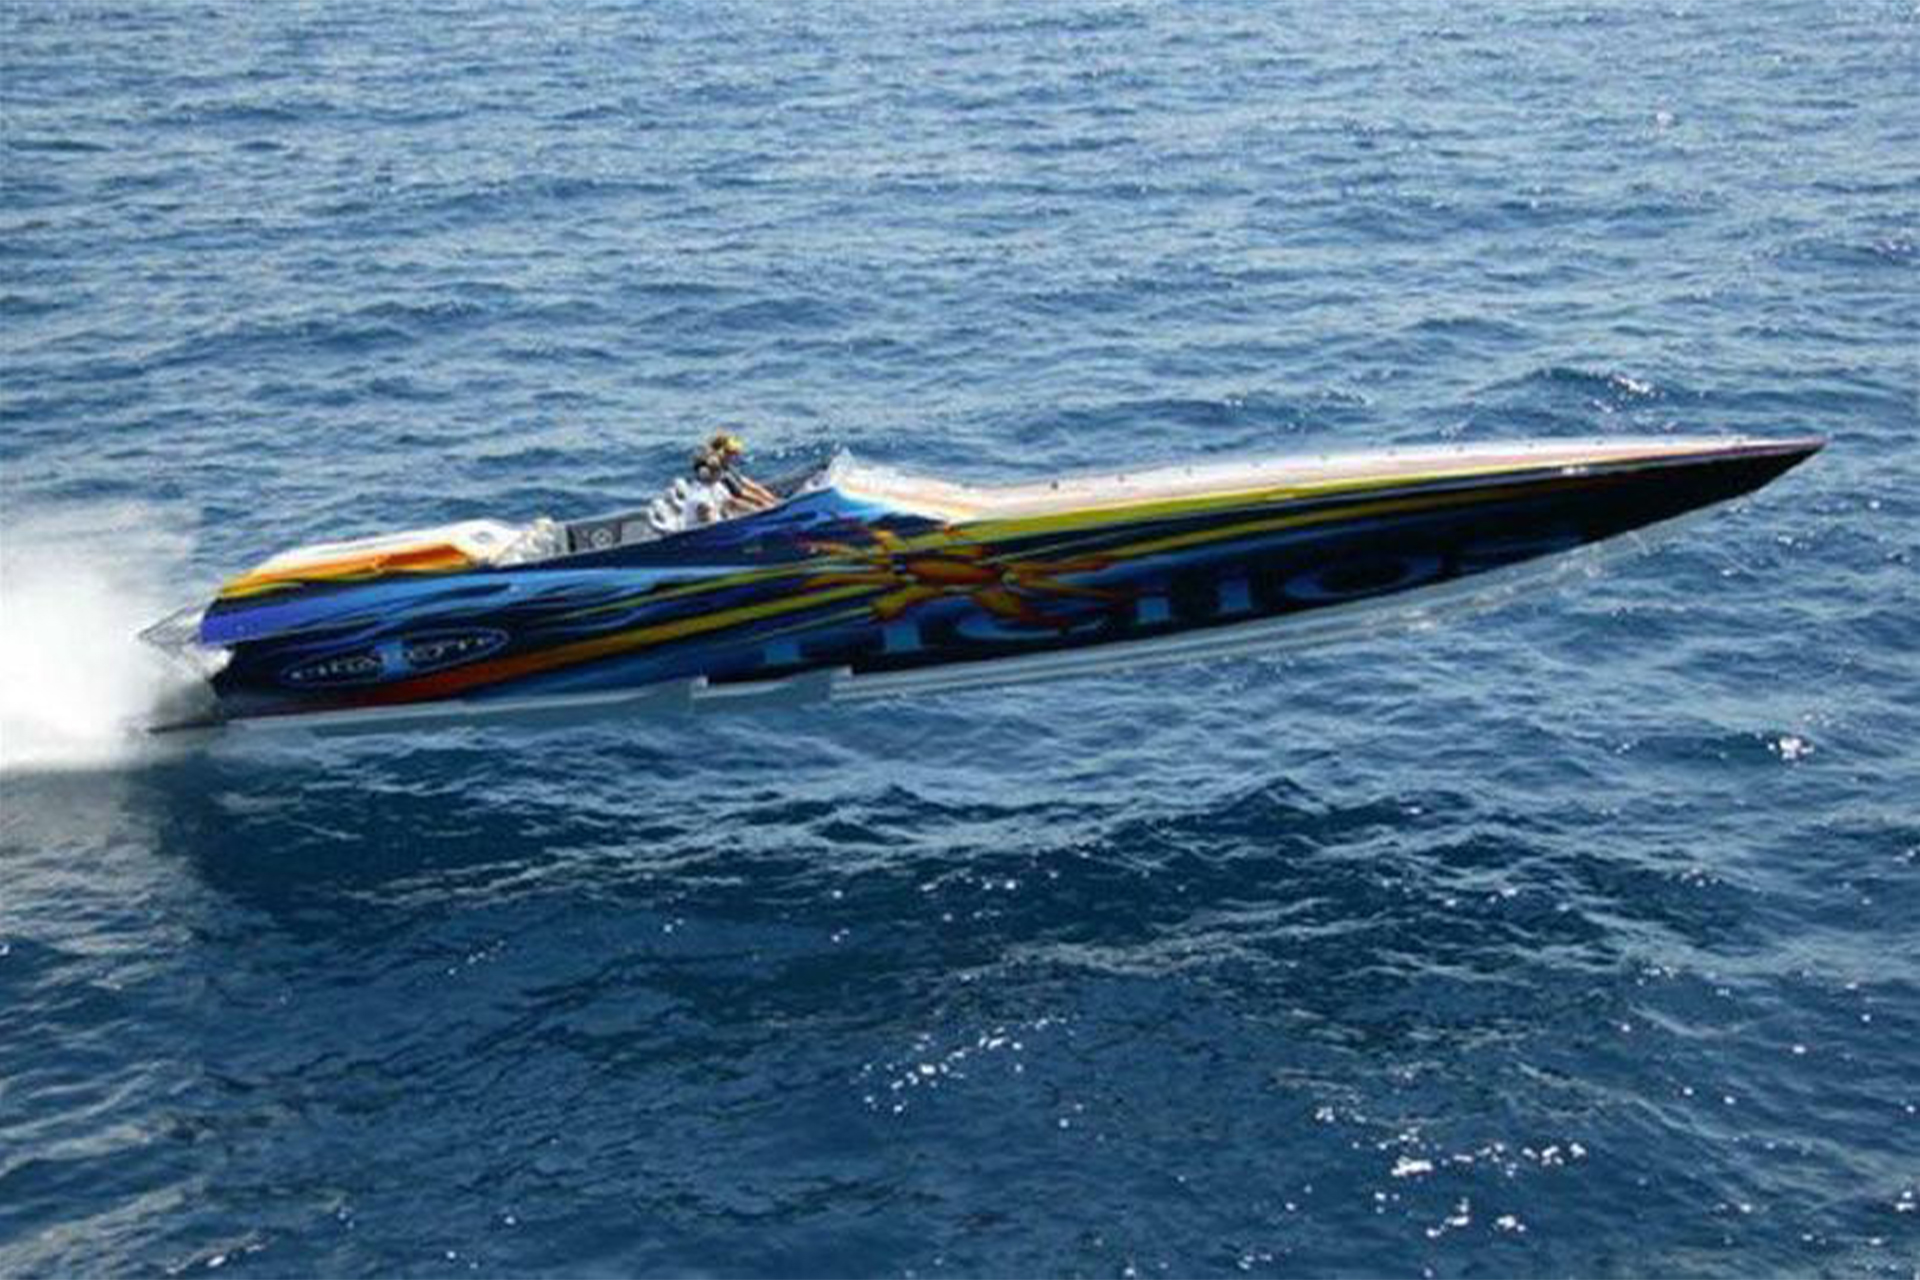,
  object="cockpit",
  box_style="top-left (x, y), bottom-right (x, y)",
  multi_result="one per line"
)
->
top-left (553, 454), bottom-right (821, 557)
top-left (211, 451), bottom-right (826, 600)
